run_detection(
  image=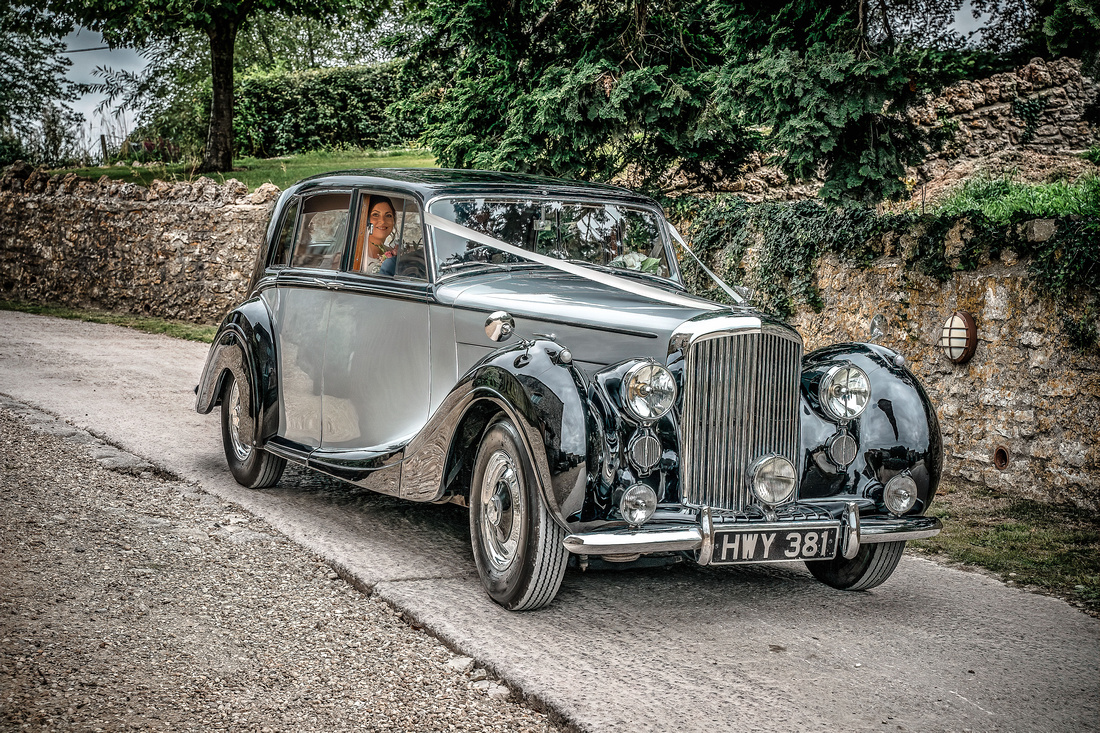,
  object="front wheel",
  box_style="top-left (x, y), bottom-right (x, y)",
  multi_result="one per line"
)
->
top-left (806, 540), bottom-right (906, 591)
top-left (469, 416), bottom-right (568, 611)
top-left (220, 372), bottom-right (285, 489)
